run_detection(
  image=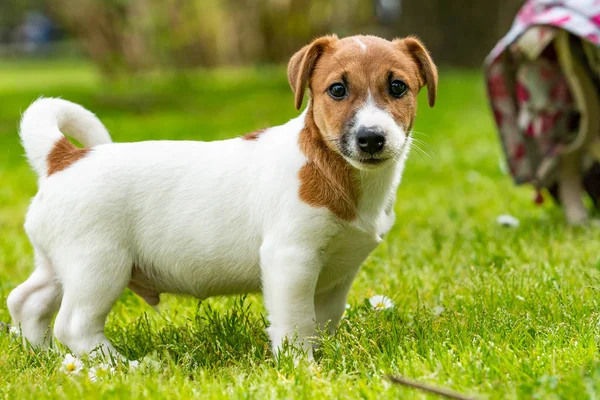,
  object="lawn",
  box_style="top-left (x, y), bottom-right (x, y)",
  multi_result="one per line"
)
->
top-left (1, 59), bottom-right (600, 399)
